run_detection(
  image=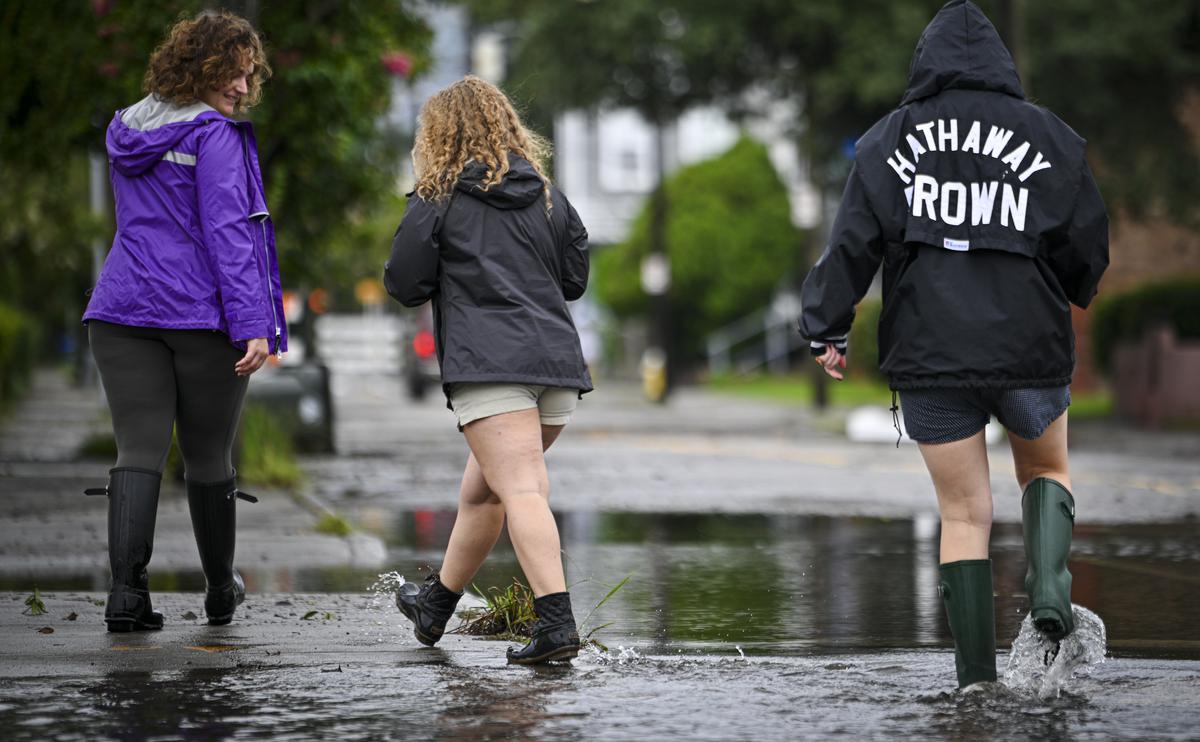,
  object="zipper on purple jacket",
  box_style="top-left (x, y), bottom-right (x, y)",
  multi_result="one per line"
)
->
top-left (260, 220), bottom-right (281, 358)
